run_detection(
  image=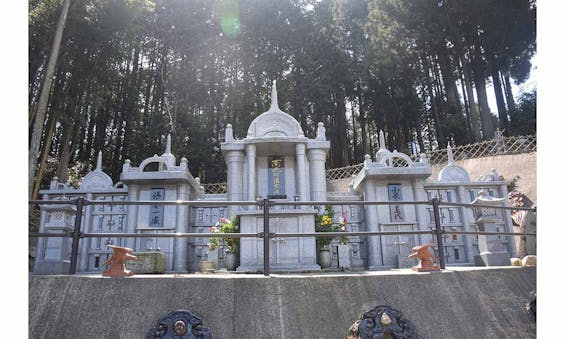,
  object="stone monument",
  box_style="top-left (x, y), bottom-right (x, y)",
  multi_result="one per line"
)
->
top-left (221, 81), bottom-right (327, 271)
top-left (471, 190), bottom-right (511, 266)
